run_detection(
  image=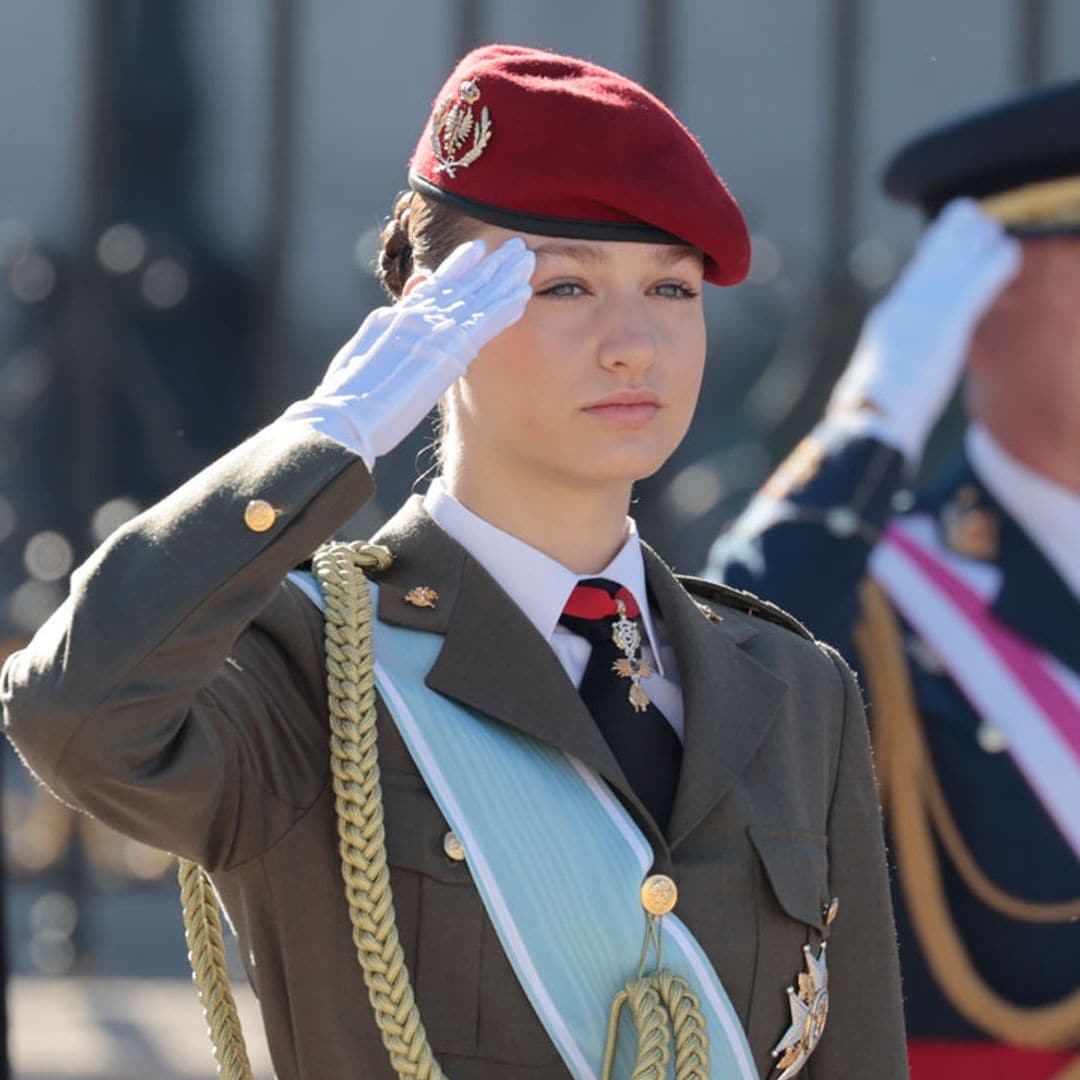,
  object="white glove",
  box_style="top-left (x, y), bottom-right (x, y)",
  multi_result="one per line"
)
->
top-left (281, 236), bottom-right (535, 467)
top-left (828, 198), bottom-right (1021, 465)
